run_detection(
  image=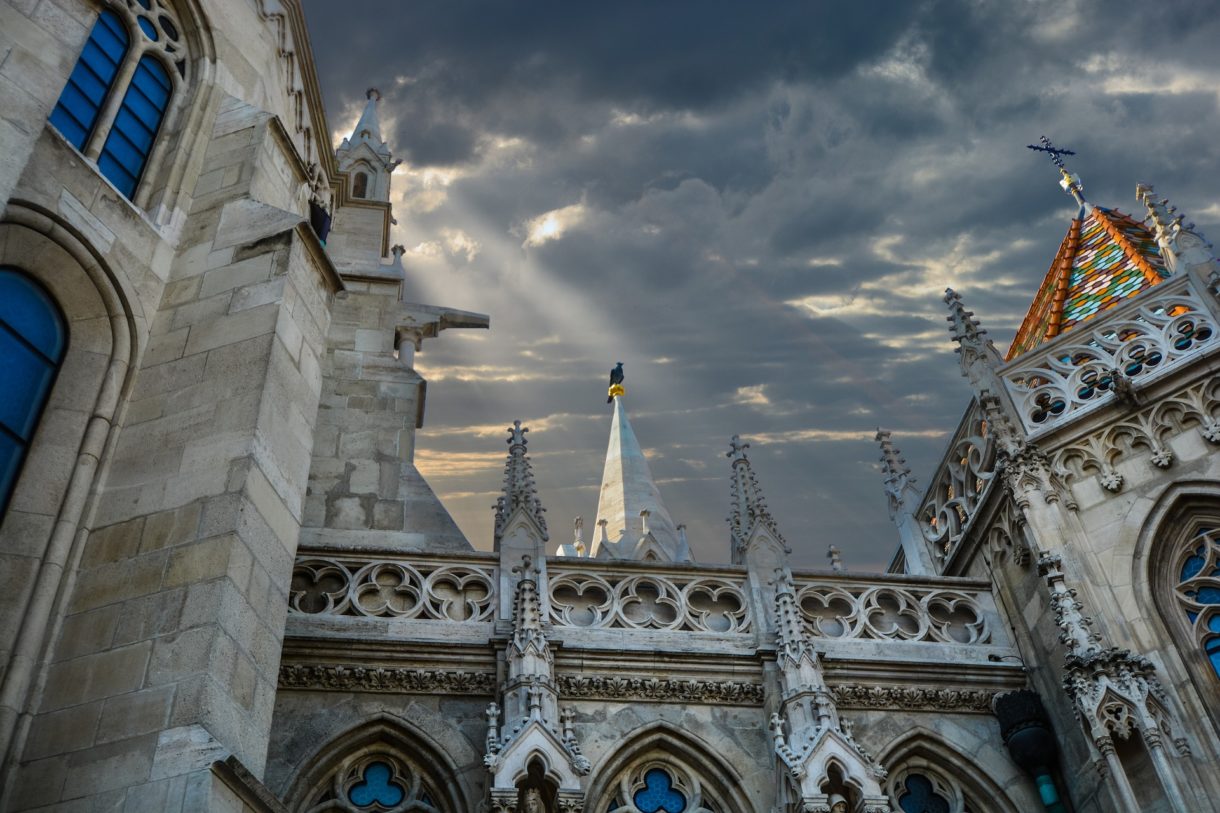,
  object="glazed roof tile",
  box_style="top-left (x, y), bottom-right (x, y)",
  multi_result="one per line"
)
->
top-left (1007, 206), bottom-right (1169, 359)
